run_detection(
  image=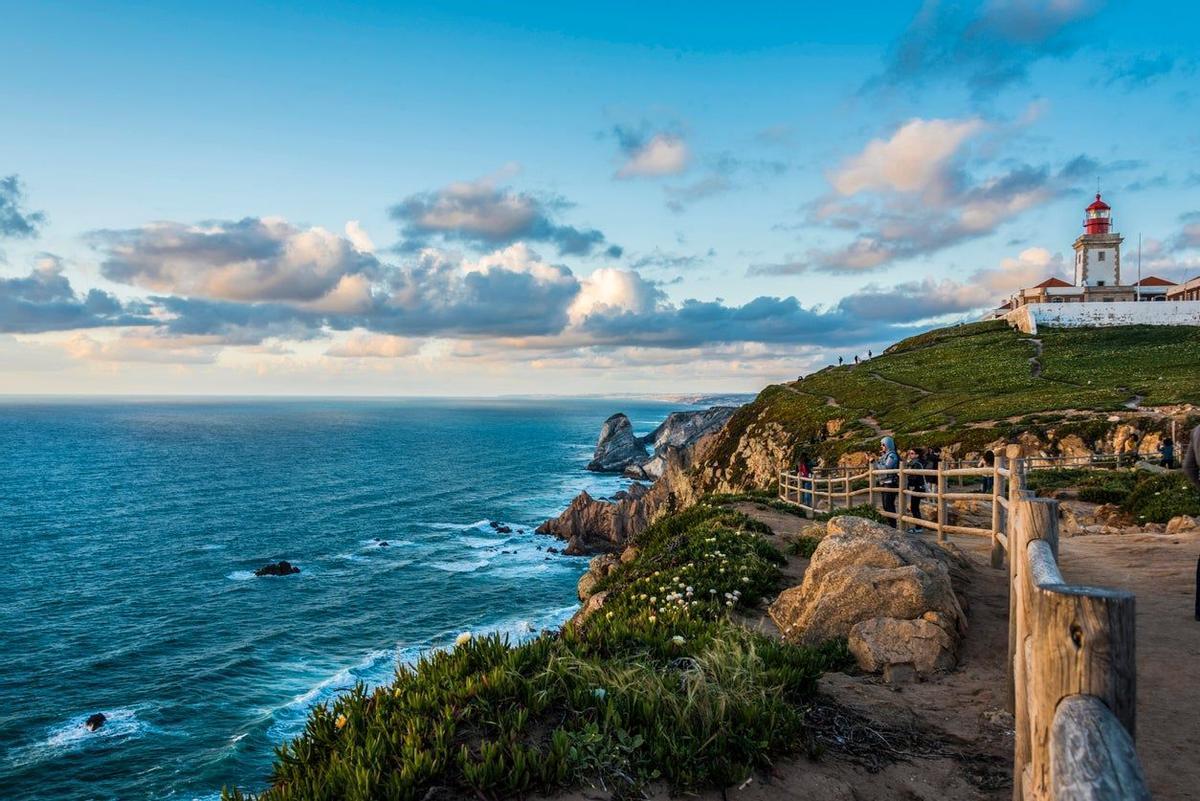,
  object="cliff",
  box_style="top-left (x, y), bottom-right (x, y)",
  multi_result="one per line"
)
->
top-left (542, 321), bottom-right (1200, 552)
